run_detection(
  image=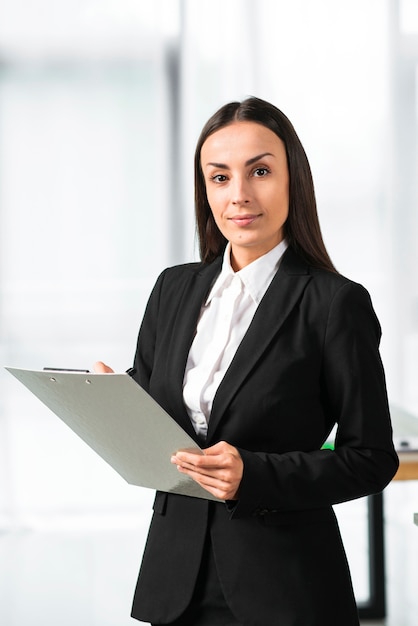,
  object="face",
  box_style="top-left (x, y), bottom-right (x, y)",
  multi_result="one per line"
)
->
top-left (200, 121), bottom-right (289, 270)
